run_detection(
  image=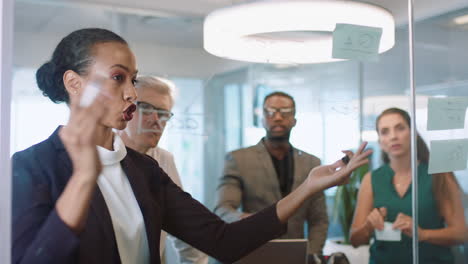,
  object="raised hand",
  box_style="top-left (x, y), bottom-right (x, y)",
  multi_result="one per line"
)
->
top-left (56, 90), bottom-right (111, 232)
top-left (59, 91), bottom-right (110, 181)
top-left (305, 142), bottom-right (373, 191)
top-left (276, 142), bottom-right (372, 224)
